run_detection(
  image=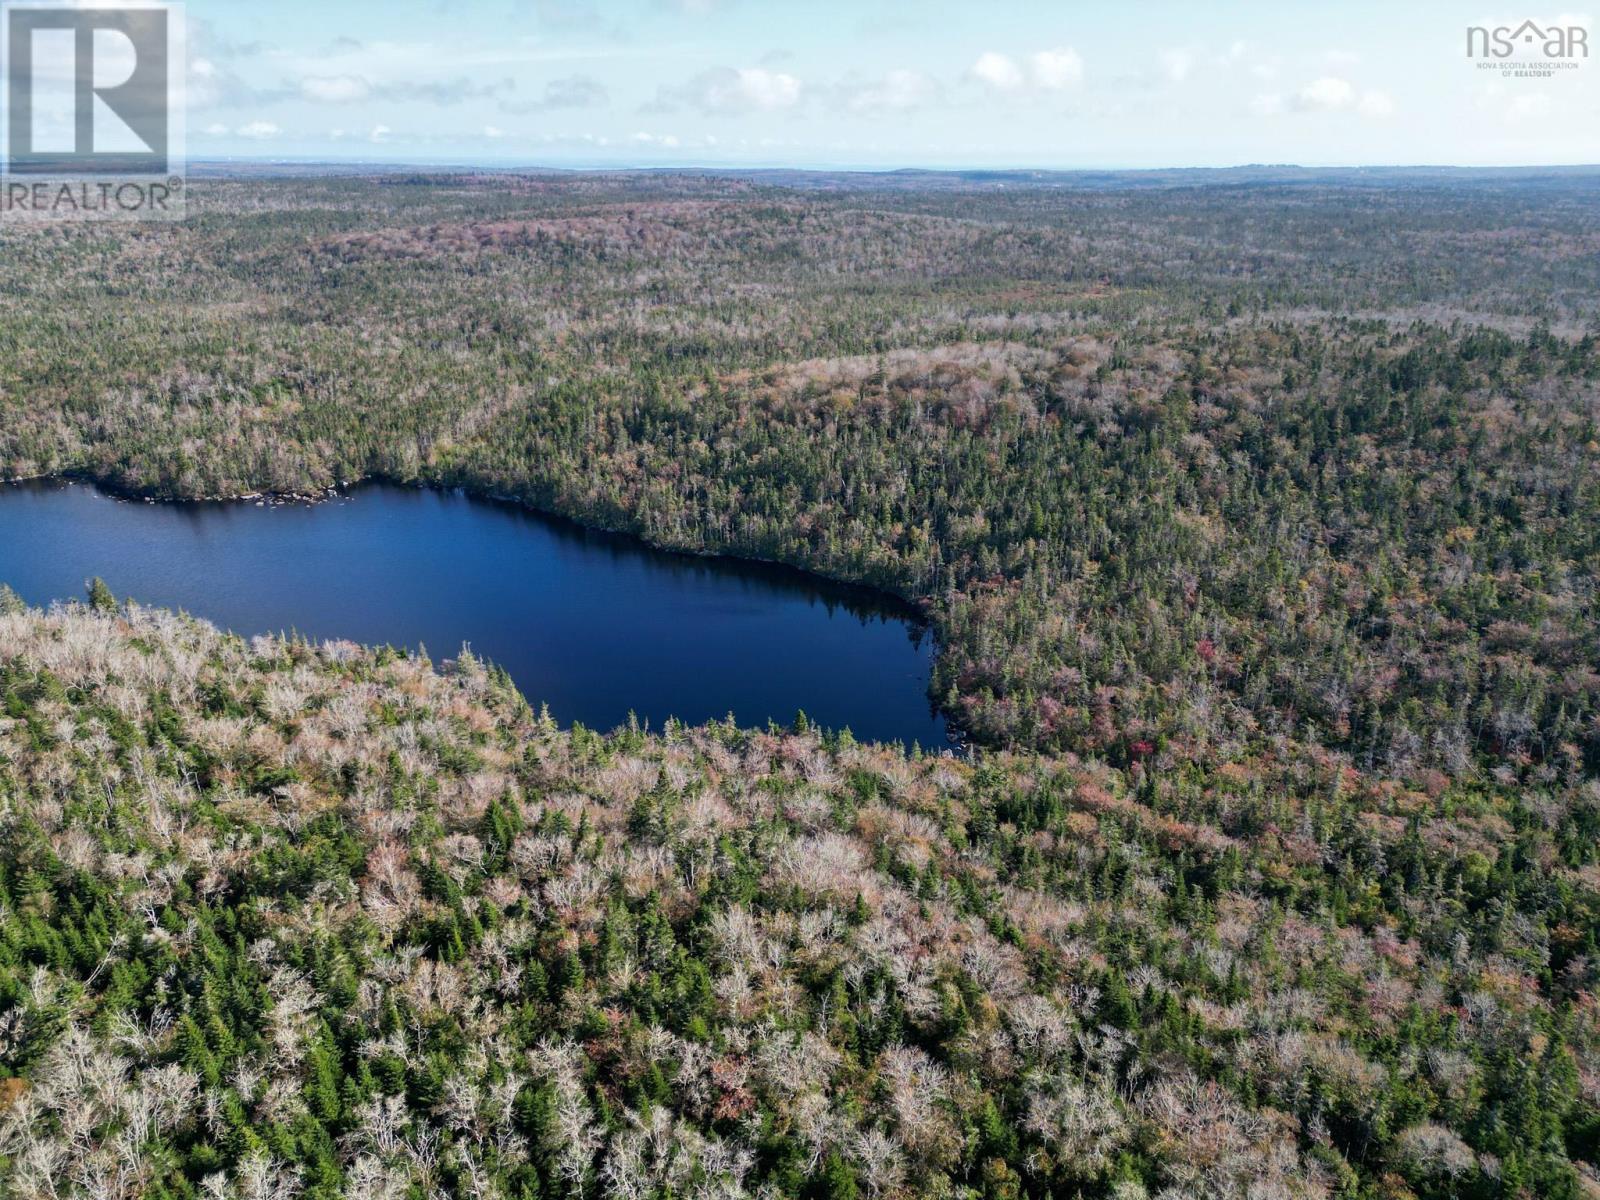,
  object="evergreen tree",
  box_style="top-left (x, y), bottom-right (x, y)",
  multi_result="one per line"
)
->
top-left (86, 577), bottom-right (117, 613)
